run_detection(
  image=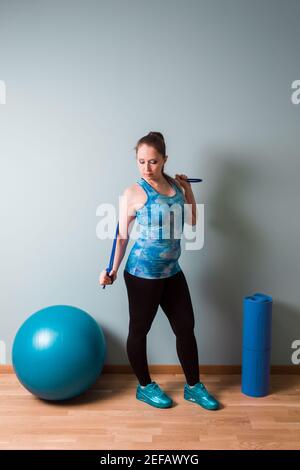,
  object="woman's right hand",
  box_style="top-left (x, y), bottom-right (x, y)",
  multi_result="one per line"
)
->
top-left (99, 269), bottom-right (117, 287)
